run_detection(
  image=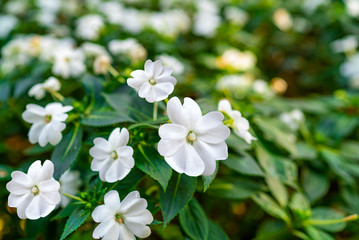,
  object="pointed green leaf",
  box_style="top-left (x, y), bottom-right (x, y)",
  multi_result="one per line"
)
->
top-left (223, 153), bottom-right (264, 176)
top-left (81, 111), bottom-right (134, 127)
top-left (208, 220), bottom-right (230, 240)
top-left (60, 208), bottom-right (91, 240)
